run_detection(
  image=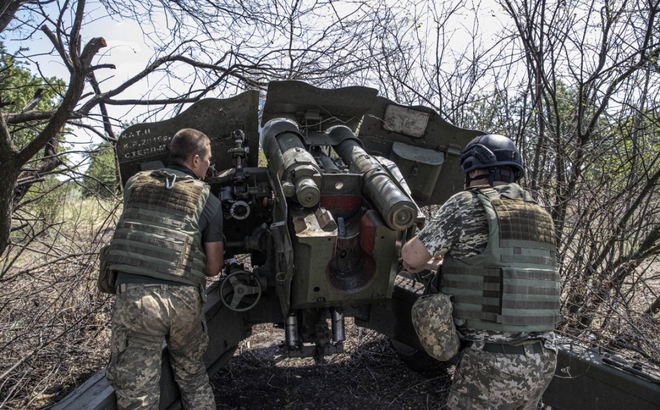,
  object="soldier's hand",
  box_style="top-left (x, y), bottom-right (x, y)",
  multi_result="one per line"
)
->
top-left (426, 257), bottom-right (443, 272)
